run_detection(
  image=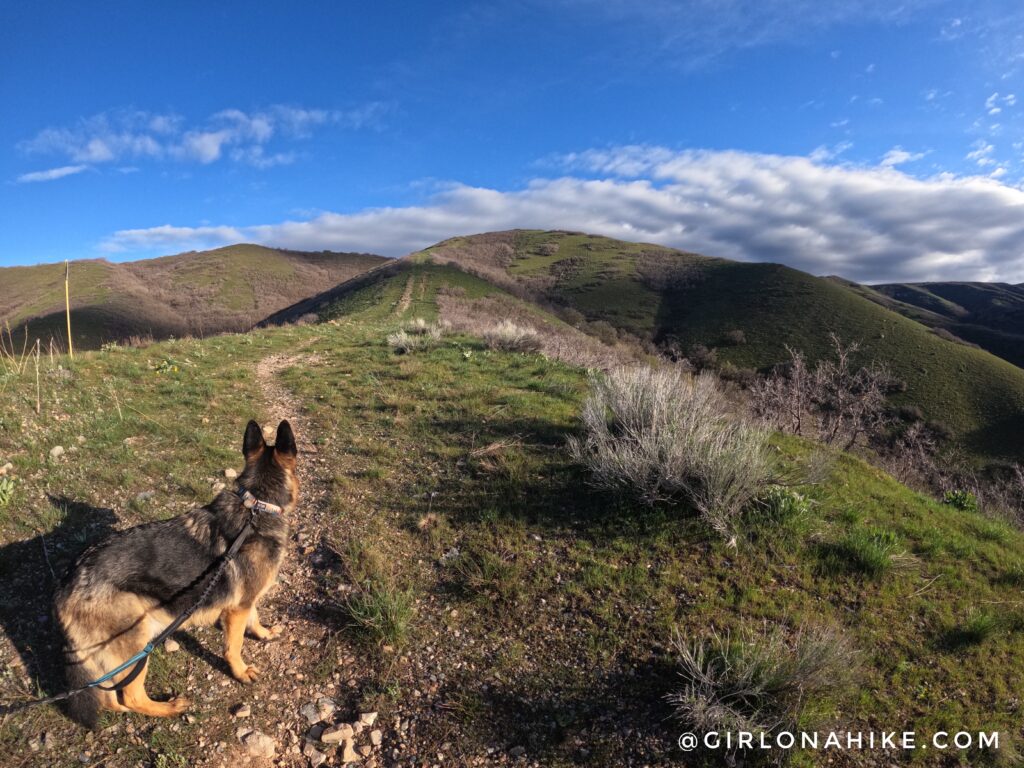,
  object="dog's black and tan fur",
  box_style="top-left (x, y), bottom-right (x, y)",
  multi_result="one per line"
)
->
top-left (54, 420), bottom-right (299, 727)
